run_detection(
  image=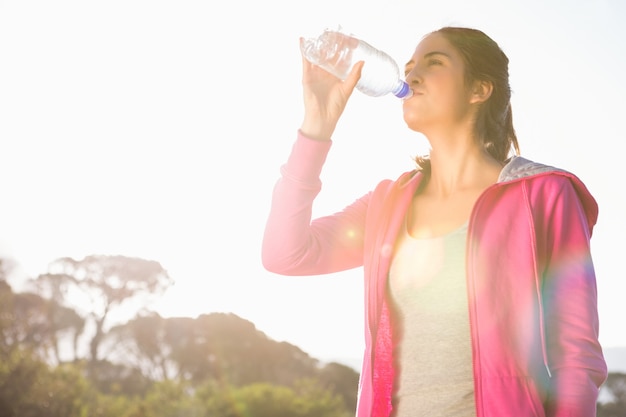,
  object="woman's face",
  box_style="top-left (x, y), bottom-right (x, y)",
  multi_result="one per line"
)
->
top-left (402, 33), bottom-right (474, 134)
